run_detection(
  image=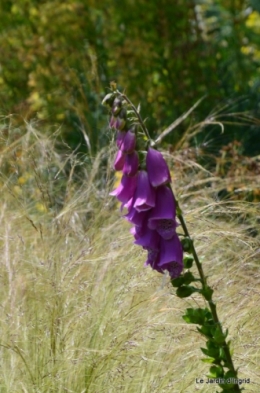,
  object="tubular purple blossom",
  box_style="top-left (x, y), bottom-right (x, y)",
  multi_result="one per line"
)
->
top-left (144, 248), bottom-right (163, 274)
top-left (133, 170), bottom-right (156, 212)
top-left (130, 225), bottom-right (140, 239)
top-left (148, 185), bottom-right (177, 239)
top-left (120, 130), bottom-right (136, 153)
top-left (134, 226), bottom-right (160, 248)
top-left (110, 173), bottom-right (138, 203)
top-left (125, 203), bottom-right (147, 226)
top-left (114, 150), bottom-right (125, 171)
top-left (157, 235), bottom-right (183, 278)
top-left (136, 227), bottom-right (162, 273)
top-left (146, 147), bottom-right (171, 187)
top-left (123, 151), bottom-right (139, 176)
top-left (116, 131), bottom-right (126, 148)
